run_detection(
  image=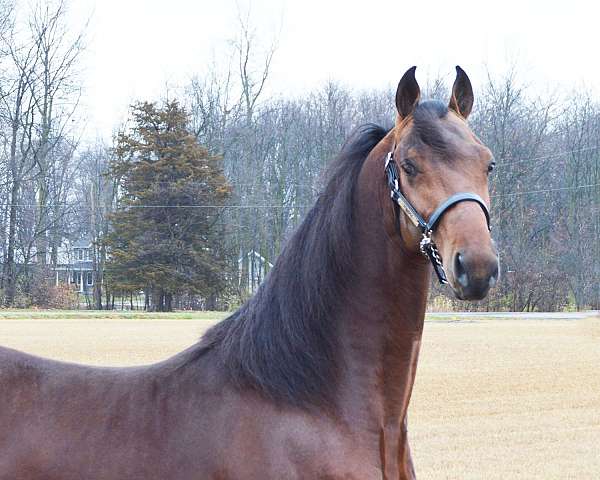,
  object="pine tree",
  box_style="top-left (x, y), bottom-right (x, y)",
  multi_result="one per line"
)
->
top-left (105, 101), bottom-right (231, 311)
